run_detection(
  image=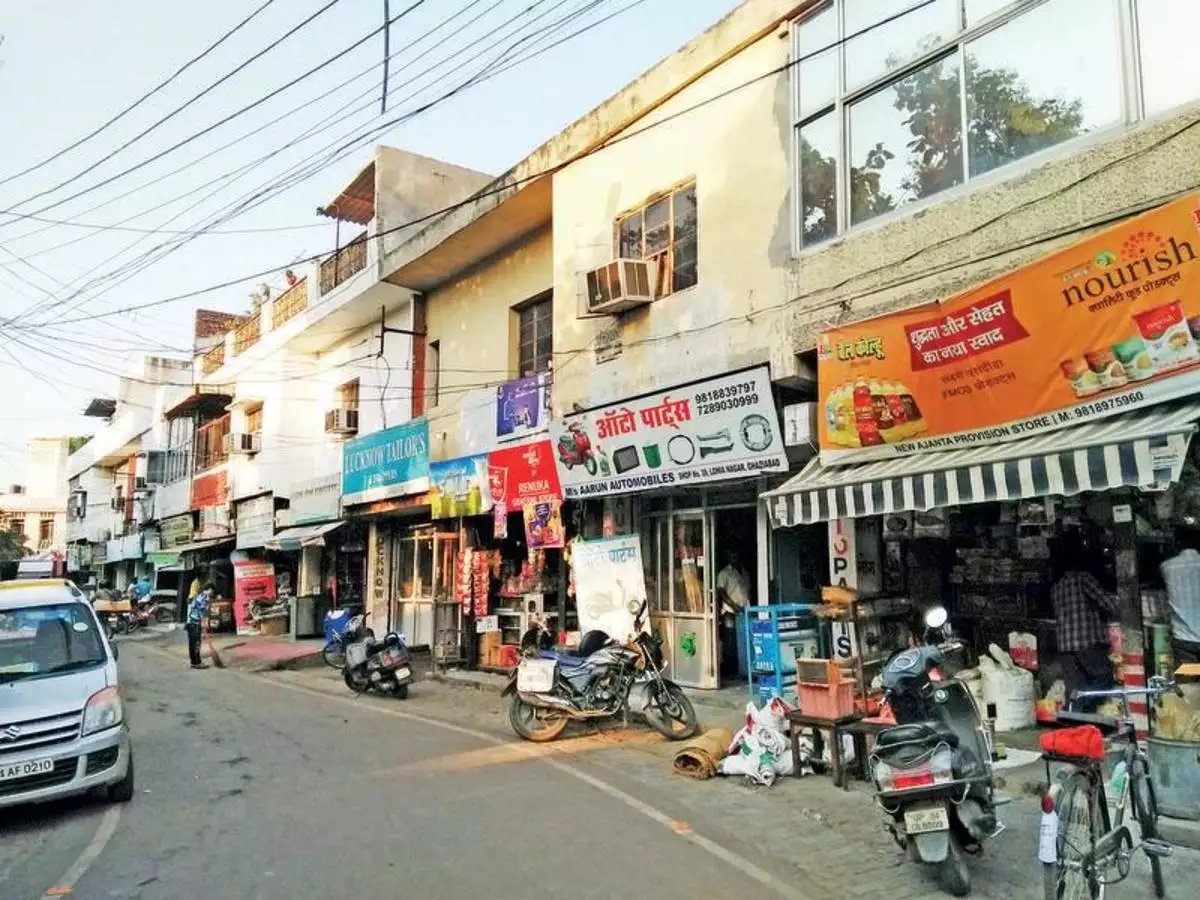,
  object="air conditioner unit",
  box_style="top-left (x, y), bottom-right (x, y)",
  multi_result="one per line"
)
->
top-left (324, 408), bottom-right (359, 436)
top-left (584, 258), bottom-right (654, 315)
top-left (224, 431), bottom-right (262, 455)
top-left (135, 450), bottom-right (166, 488)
